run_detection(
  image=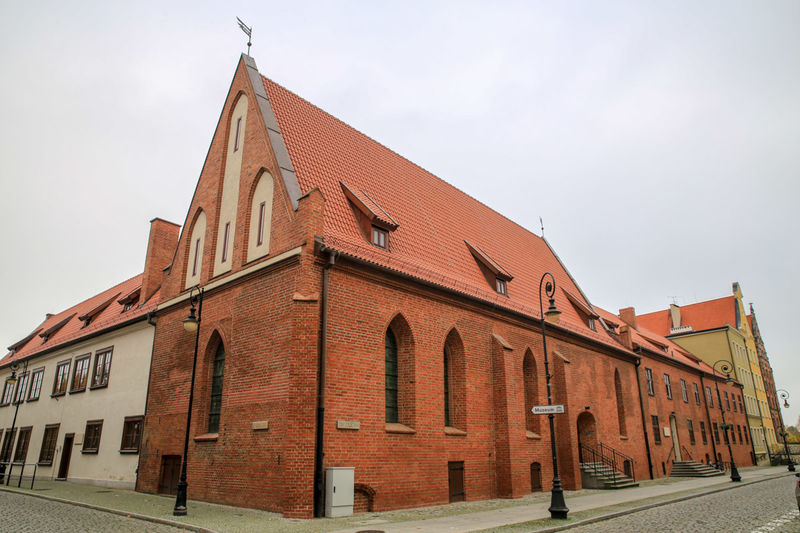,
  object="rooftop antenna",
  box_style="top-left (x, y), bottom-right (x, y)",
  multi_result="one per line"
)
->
top-left (237, 17), bottom-right (252, 55)
top-left (539, 216), bottom-right (545, 237)
top-left (670, 296), bottom-right (679, 306)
